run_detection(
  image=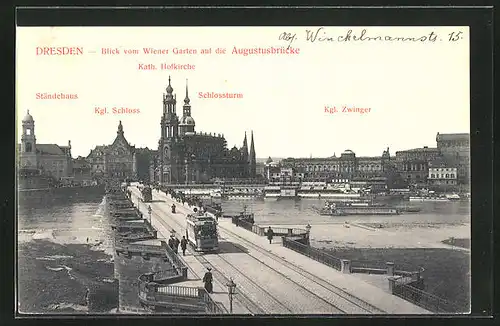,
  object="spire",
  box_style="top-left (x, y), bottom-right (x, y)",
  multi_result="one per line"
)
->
top-left (184, 78), bottom-right (190, 105)
top-left (117, 120), bottom-right (123, 134)
top-left (166, 76), bottom-right (173, 94)
top-left (250, 130), bottom-right (256, 178)
top-left (250, 130), bottom-right (255, 156)
top-left (243, 132), bottom-right (248, 149)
